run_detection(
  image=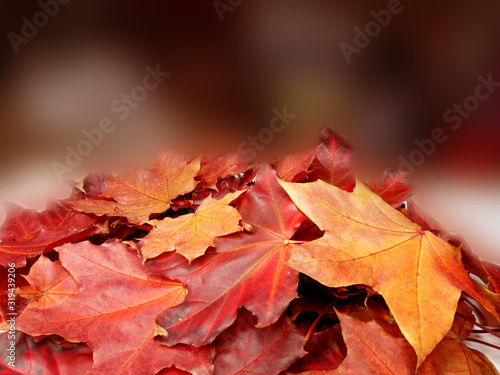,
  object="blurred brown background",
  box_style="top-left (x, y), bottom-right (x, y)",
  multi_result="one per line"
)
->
top-left (0, 0), bottom-right (499, 204)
